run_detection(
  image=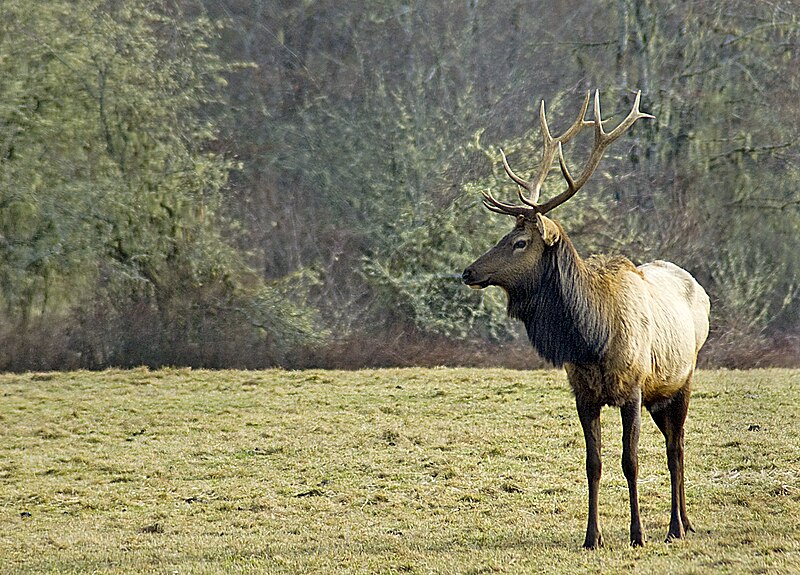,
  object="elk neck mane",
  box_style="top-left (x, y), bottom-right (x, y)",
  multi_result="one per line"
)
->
top-left (506, 235), bottom-right (623, 367)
